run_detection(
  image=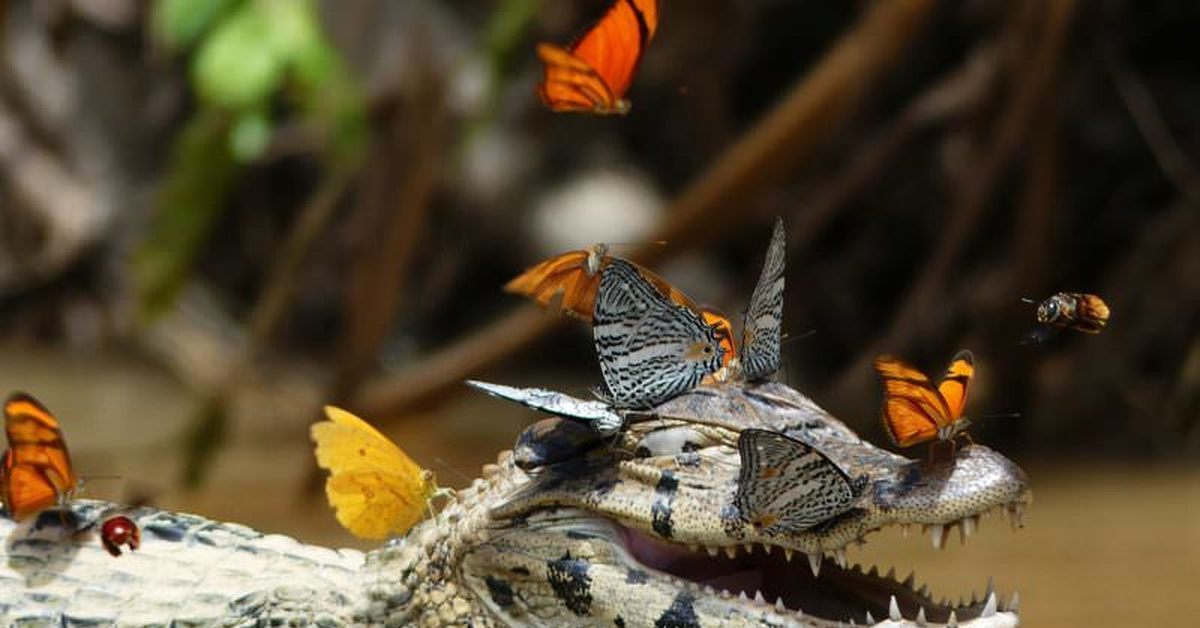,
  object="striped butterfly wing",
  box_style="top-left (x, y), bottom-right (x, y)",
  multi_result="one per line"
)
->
top-left (873, 355), bottom-right (947, 447)
top-left (735, 429), bottom-right (863, 534)
top-left (593, 258), bottom-right (725, 409)
top-left (2, 392), bottom-right (78, 520)
top-left (739, 217), bottom-right (786, 381)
